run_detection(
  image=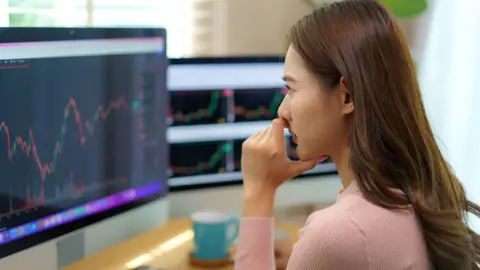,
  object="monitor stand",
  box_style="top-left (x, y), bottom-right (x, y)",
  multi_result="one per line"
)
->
top-left (57, 232), bottom-right (85, 268)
